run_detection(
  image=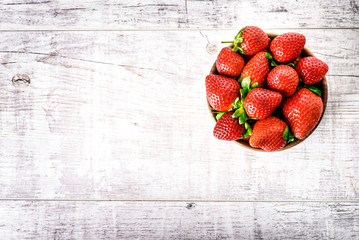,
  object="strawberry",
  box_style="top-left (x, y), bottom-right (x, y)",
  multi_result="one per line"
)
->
top-left (241, 51), bottom-right (271, 87)
top-left (267, 65), bottom-right (299, 97)
top-left (295, 57), bottom-right (328, 85)
top-left (206, 74), bottom-right (240, 112)
top-left (243, 88), bottom-right (282, 120)
top-left (270, 32), bottom-right (306, 63)
top-left (249, 116), bottom-right (290, 151)
top-left (213, 112), bottom-right (246, 141)
top-left (282, 88), bottom-right (323, 139)
top-left (216, 47), bottom-right (245, 78)
top-left (223, 26), bottom-right (269, 55)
